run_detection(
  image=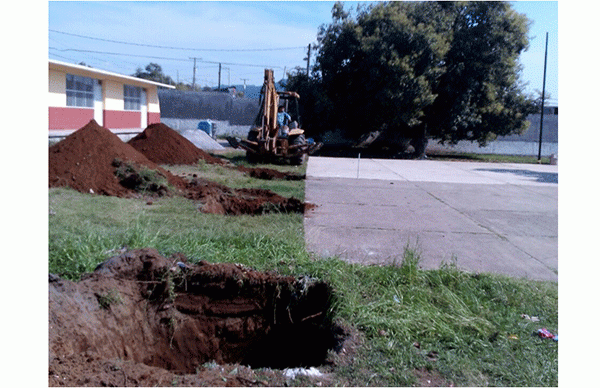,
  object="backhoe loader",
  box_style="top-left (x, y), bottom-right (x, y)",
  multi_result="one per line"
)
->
top-left (227, 69), bottom-right (321, 165)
